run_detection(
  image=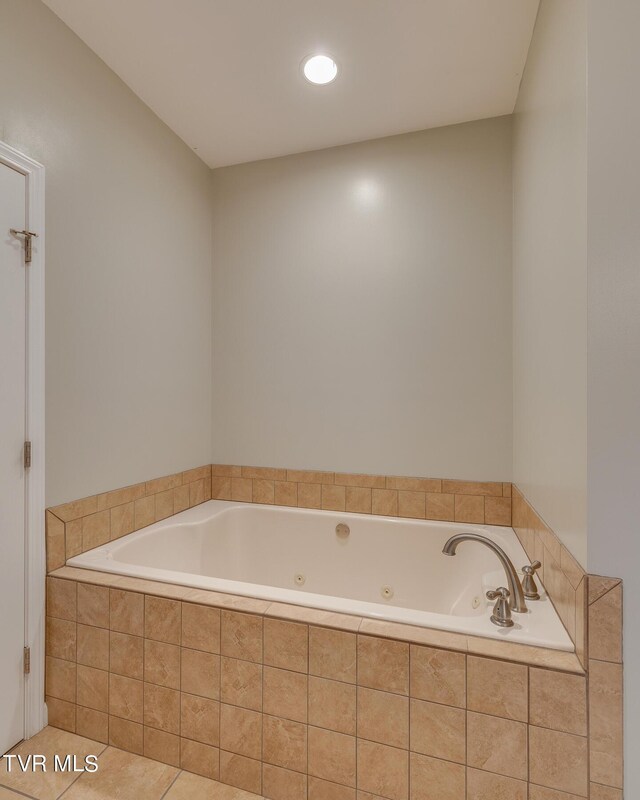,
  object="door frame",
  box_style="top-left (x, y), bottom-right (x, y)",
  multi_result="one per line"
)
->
top-left (0, 140), bottom-right (46, 738)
